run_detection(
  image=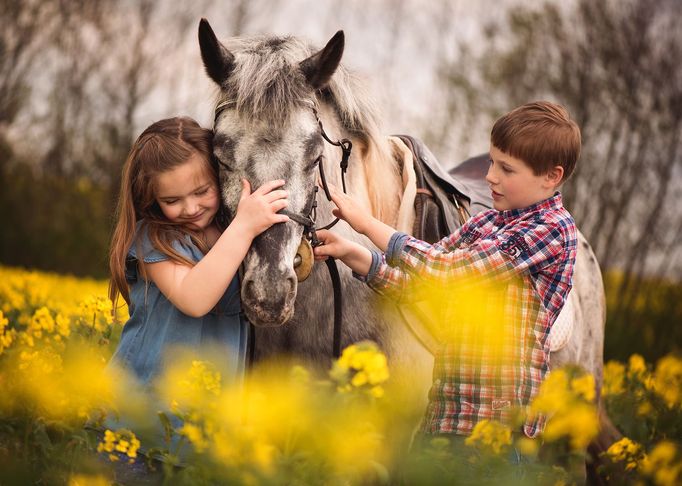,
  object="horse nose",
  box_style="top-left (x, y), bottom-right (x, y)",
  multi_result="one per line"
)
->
top-left (285, 274), bottom-right (296, 296)
top-left (243, 279), bottom-right (257, 303)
